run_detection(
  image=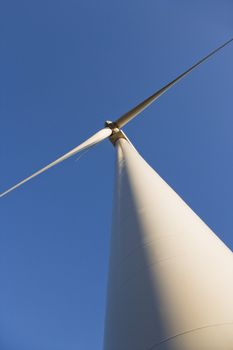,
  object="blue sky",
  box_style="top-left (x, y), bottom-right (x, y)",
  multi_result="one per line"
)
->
top-left (1, 1), bottom-right (233, 349)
